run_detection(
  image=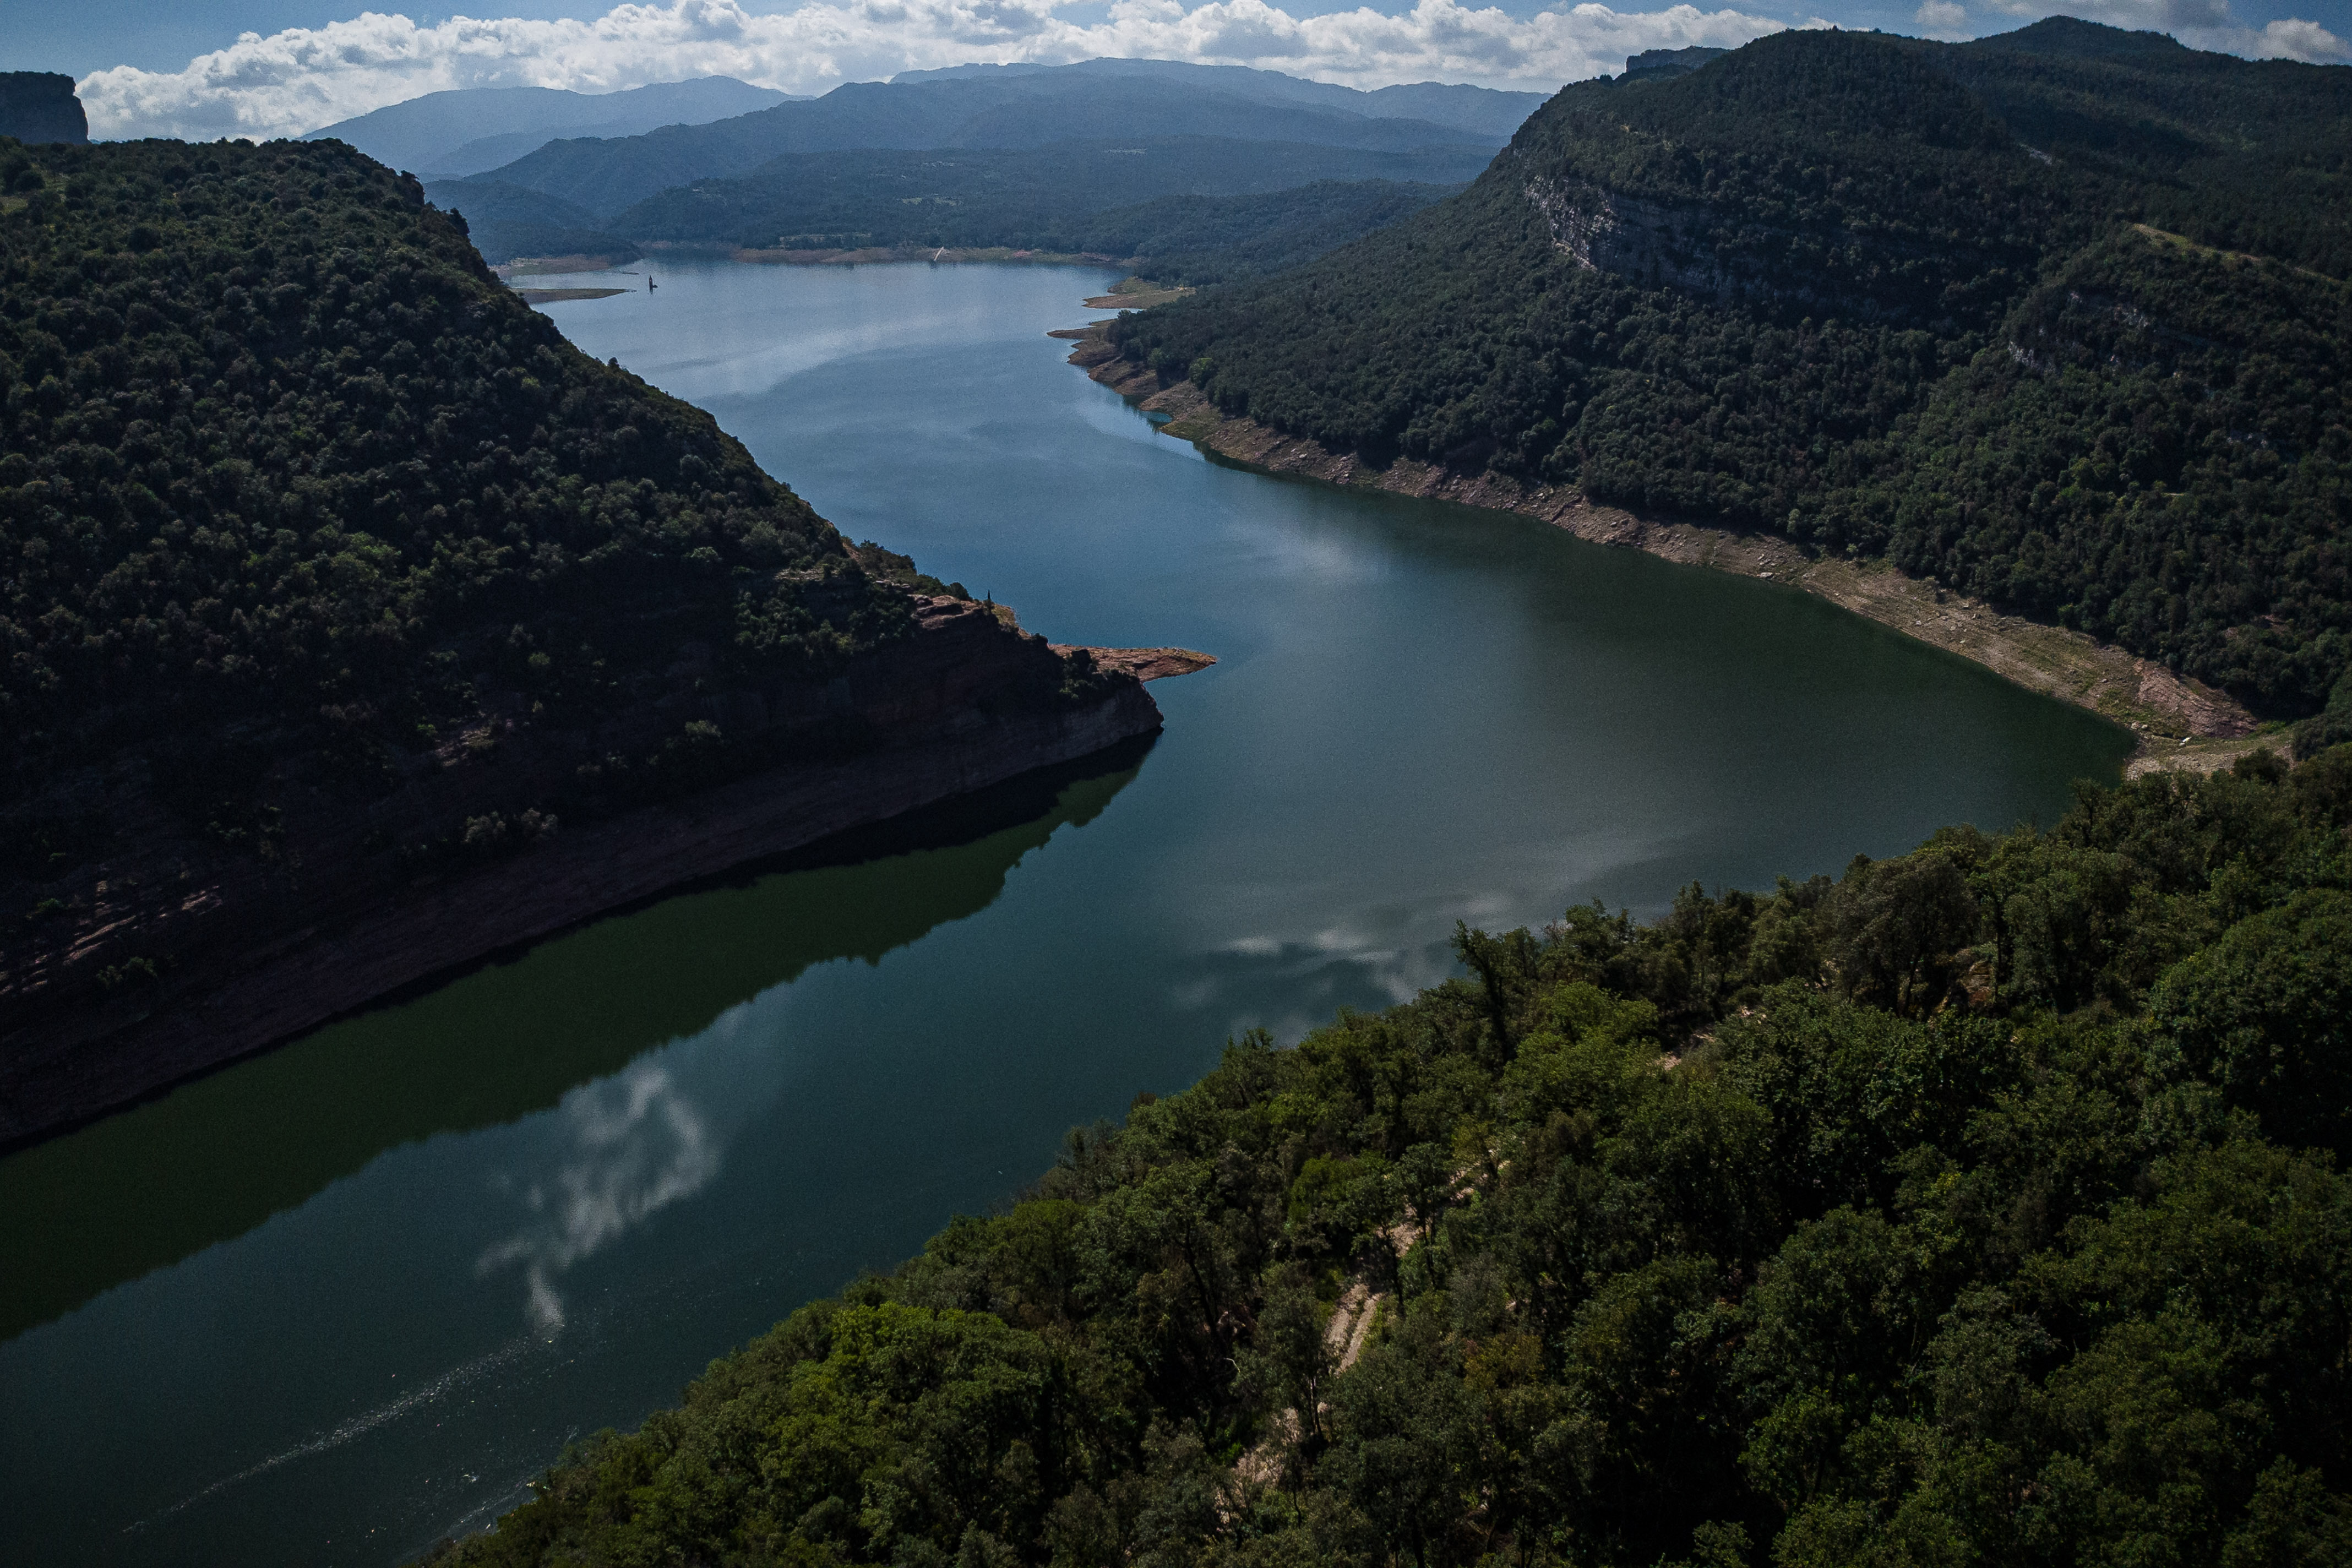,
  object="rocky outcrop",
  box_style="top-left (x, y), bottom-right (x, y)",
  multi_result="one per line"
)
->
top-left (0, 596), bottom-right (1175, 1145)
top-left (1056, 645), bottom-right (1216, 682)
top-left (1624, 46), bottom-right (1728, 78)
top-left (1521, 169), bottom-right (1967, 321)
top-left (0, 73), bottom-right (88, 146)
